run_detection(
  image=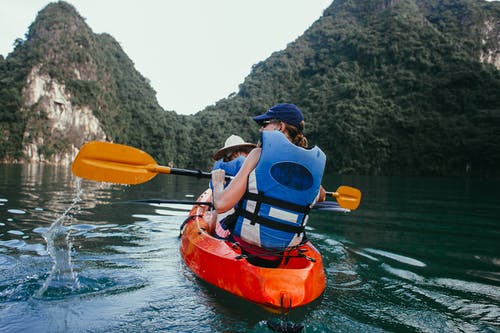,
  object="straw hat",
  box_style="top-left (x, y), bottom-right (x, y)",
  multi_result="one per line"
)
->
top-left (213, 135), bottom-right (256, 160)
